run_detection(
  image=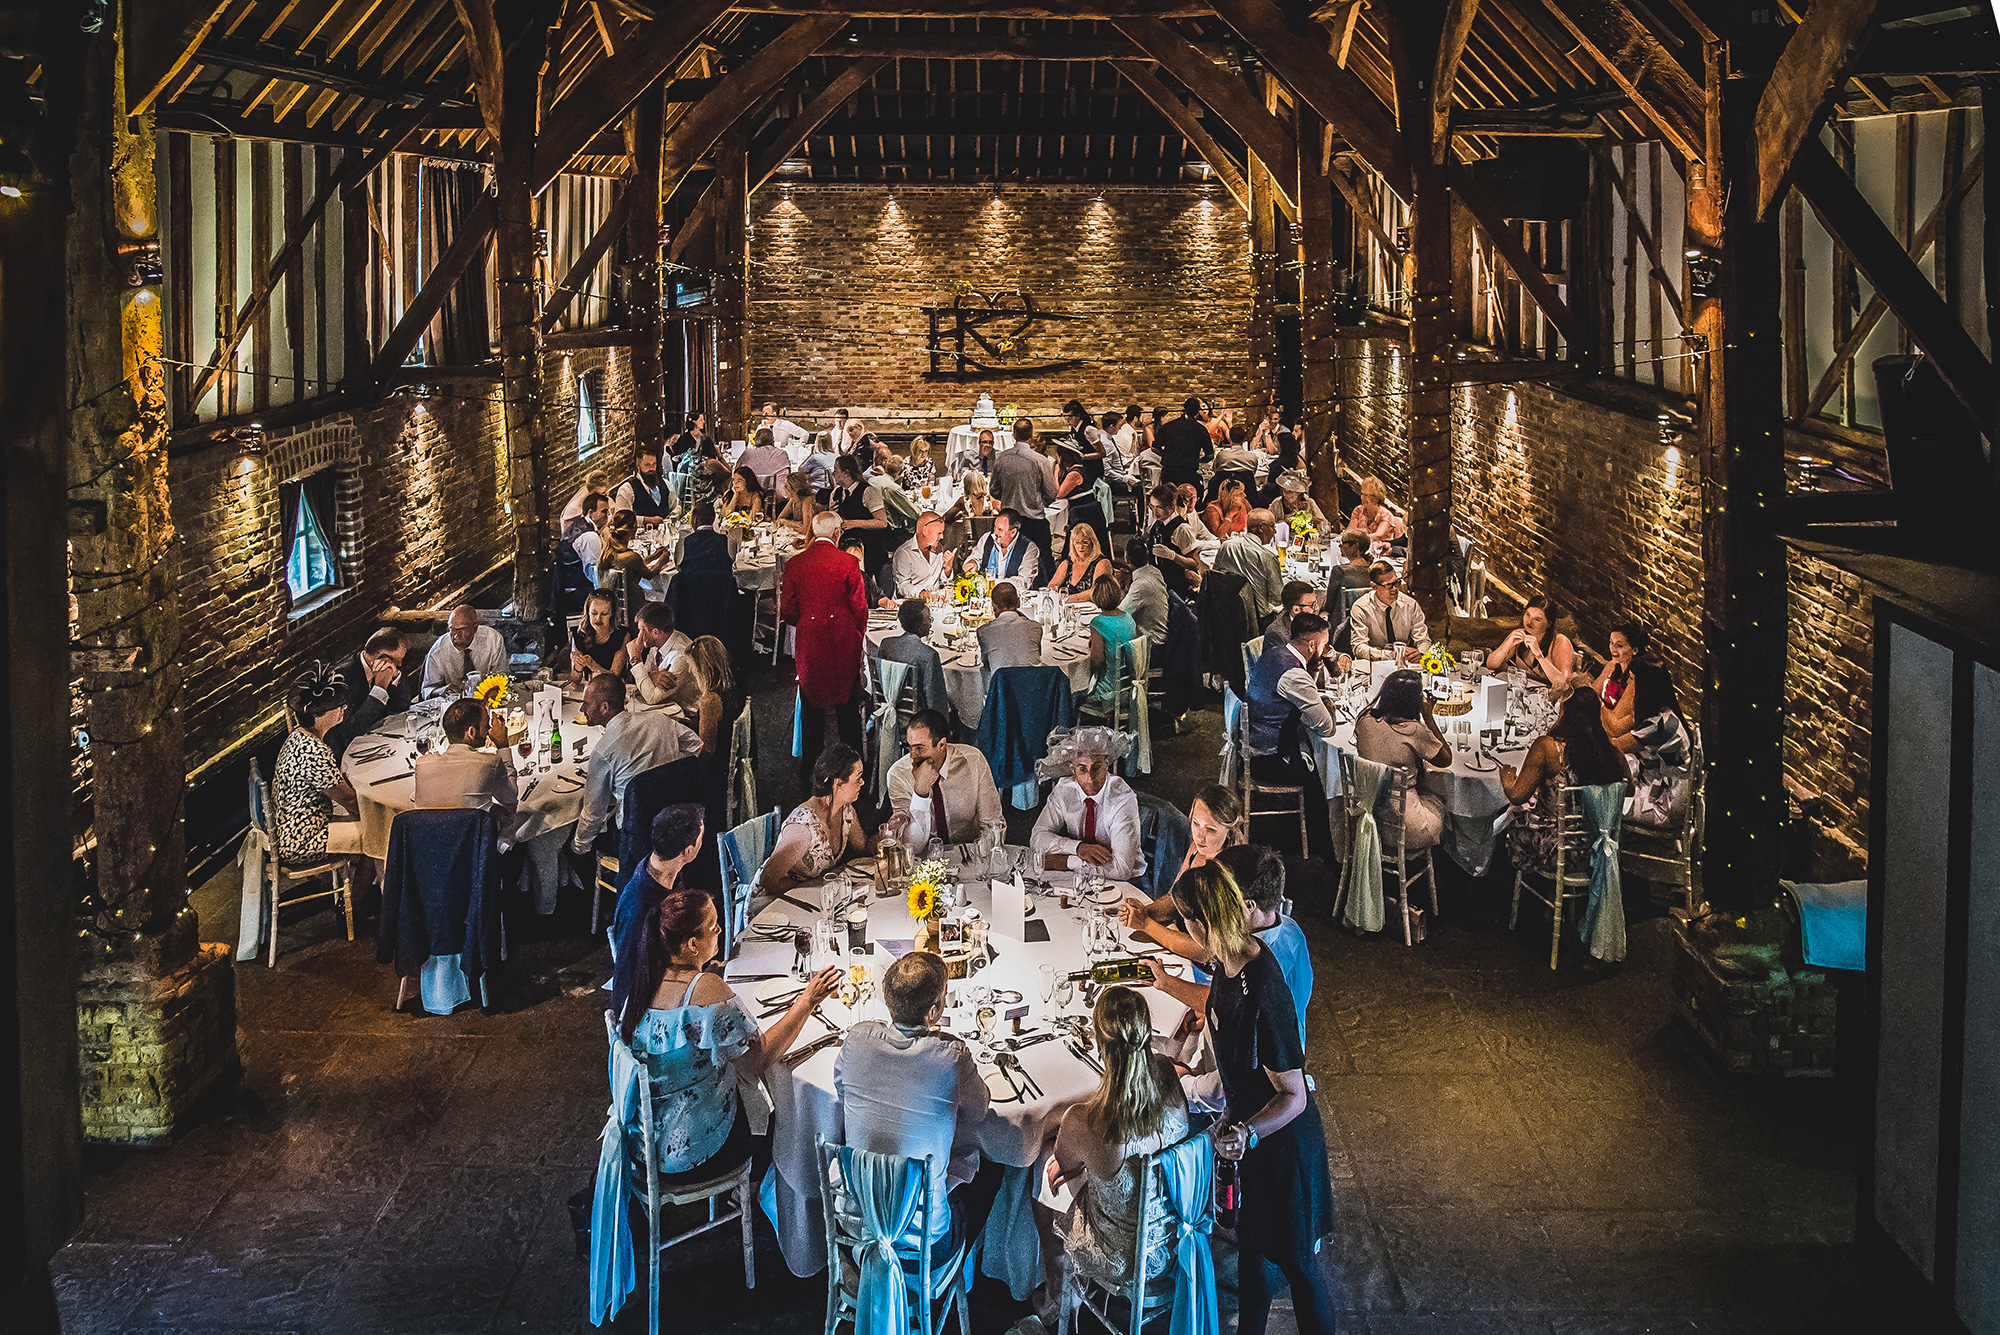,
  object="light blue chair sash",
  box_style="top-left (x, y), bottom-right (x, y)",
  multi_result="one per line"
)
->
top-left (1157, 1133), bottom-right (1220, 1335)
top-left (1218, 686), bottom-right (1243, 786)
top-left (791, 687), bottom-right (803, 757)
top-left (720, 810), bottom-right (780, 950)
top-left (1576, 783), bottom-right (1627, 963)
top-left (872, 658), bottom-right (912, 799)
top-left (837, 1144), bottom-right (925, 1335)
top-left (1341, 754), bottom-right (1391, 934)
top-left (588, 1018), bottom-right (643, 1325)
